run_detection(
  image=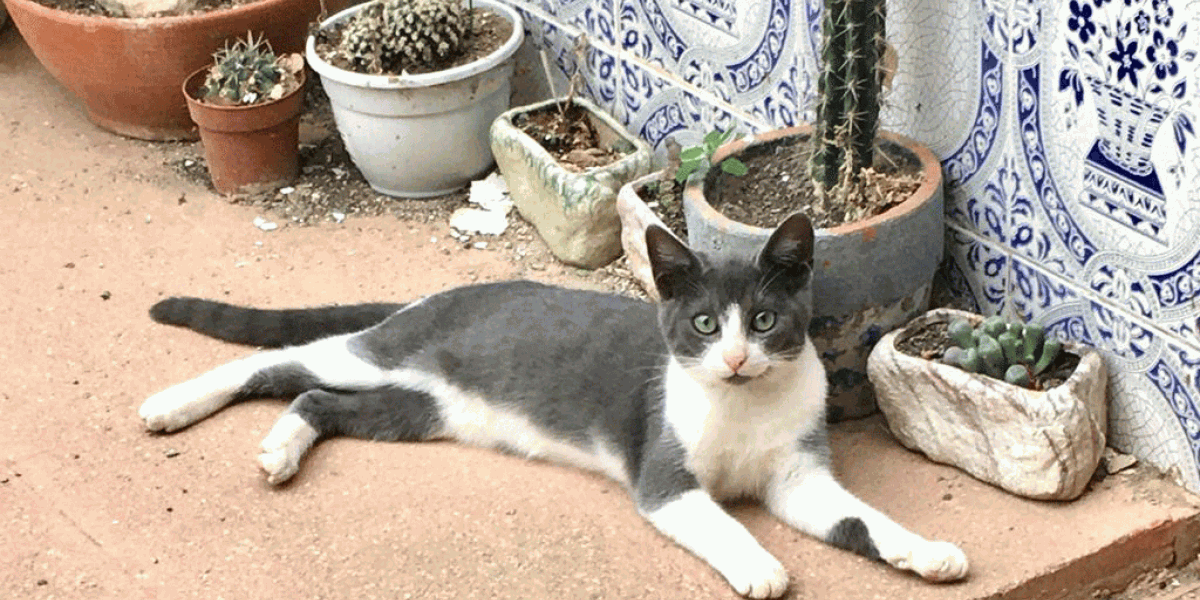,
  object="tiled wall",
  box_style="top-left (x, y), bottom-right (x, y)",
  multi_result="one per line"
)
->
top-left (506, 0), bottom-right (1200, 492)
